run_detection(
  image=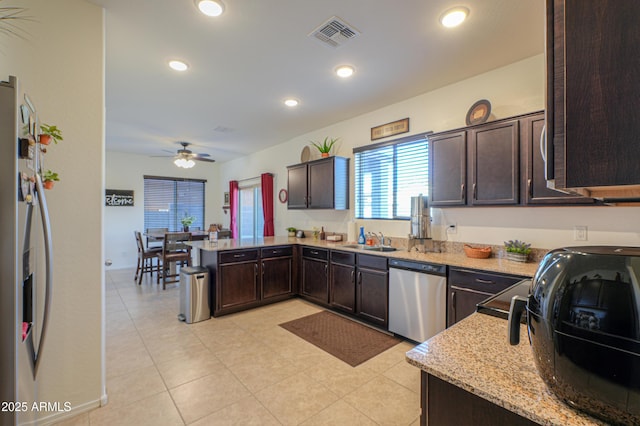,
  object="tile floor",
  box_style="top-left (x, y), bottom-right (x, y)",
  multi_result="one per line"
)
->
top-left (54, 268), bottom-right (421, 426)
